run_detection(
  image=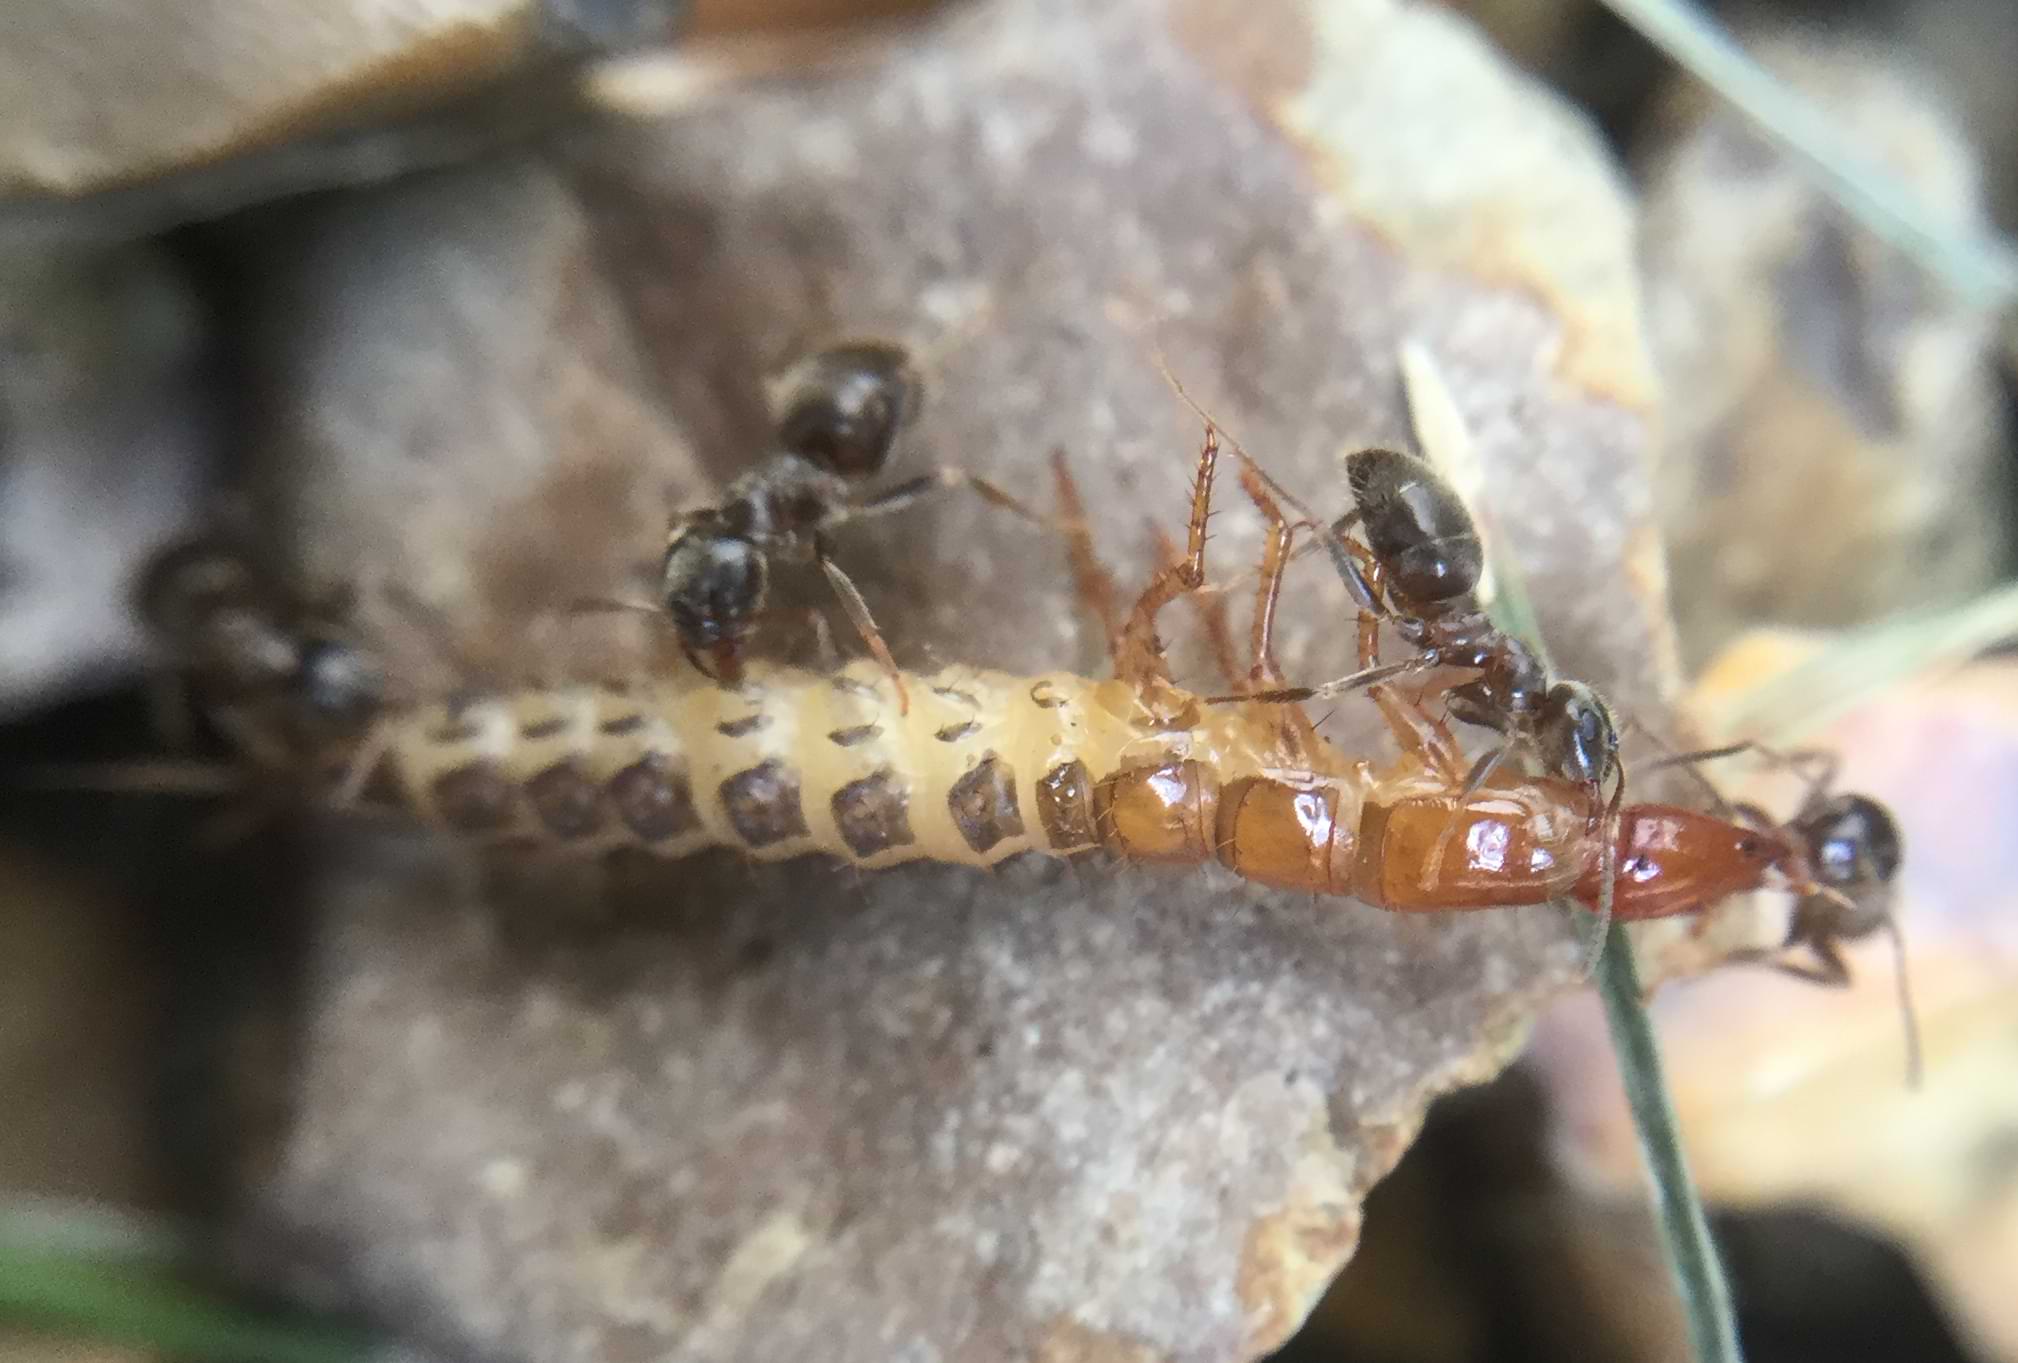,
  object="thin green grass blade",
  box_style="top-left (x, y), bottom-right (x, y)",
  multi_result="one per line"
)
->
top-left (1598, 0), bottom-right (2018, 309)
top-left (0, 1244), bottom-right (376, 1363)
top-left (1595, 920), bottom-right (1744, 1363)
top-left (1401, 346), bottom-right (1744, 1363)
